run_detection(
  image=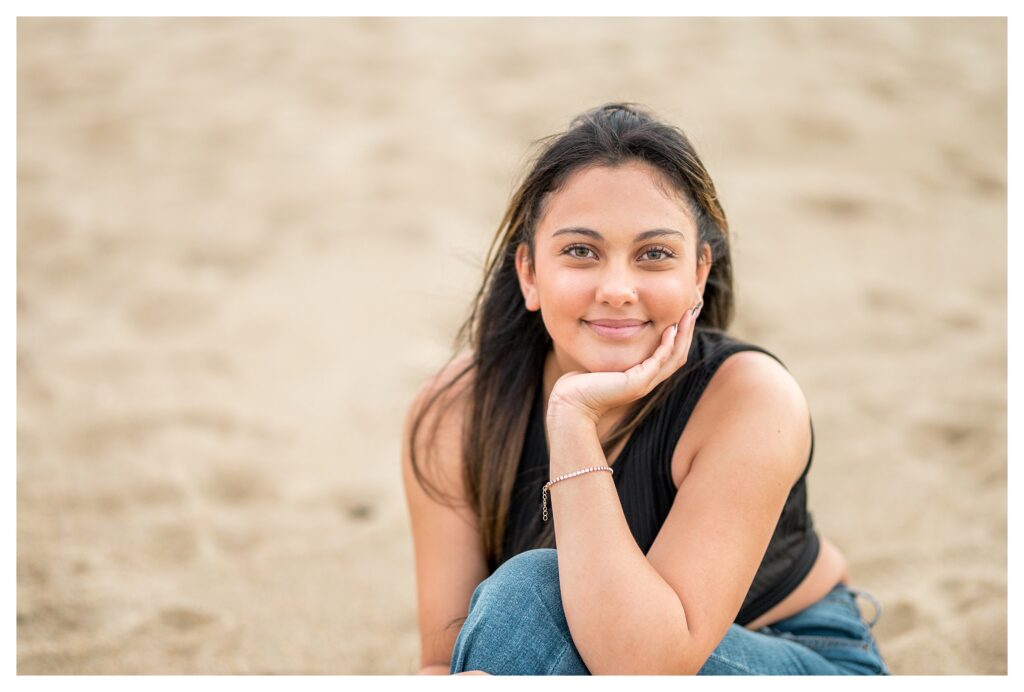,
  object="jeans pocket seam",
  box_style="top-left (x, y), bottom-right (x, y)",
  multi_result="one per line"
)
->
top-left (704, 650), bottom-right (757, 675)
top-left (788, 634), bottom-right (871, 651)
top-left (544, 642), bottom-right (574, 676)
